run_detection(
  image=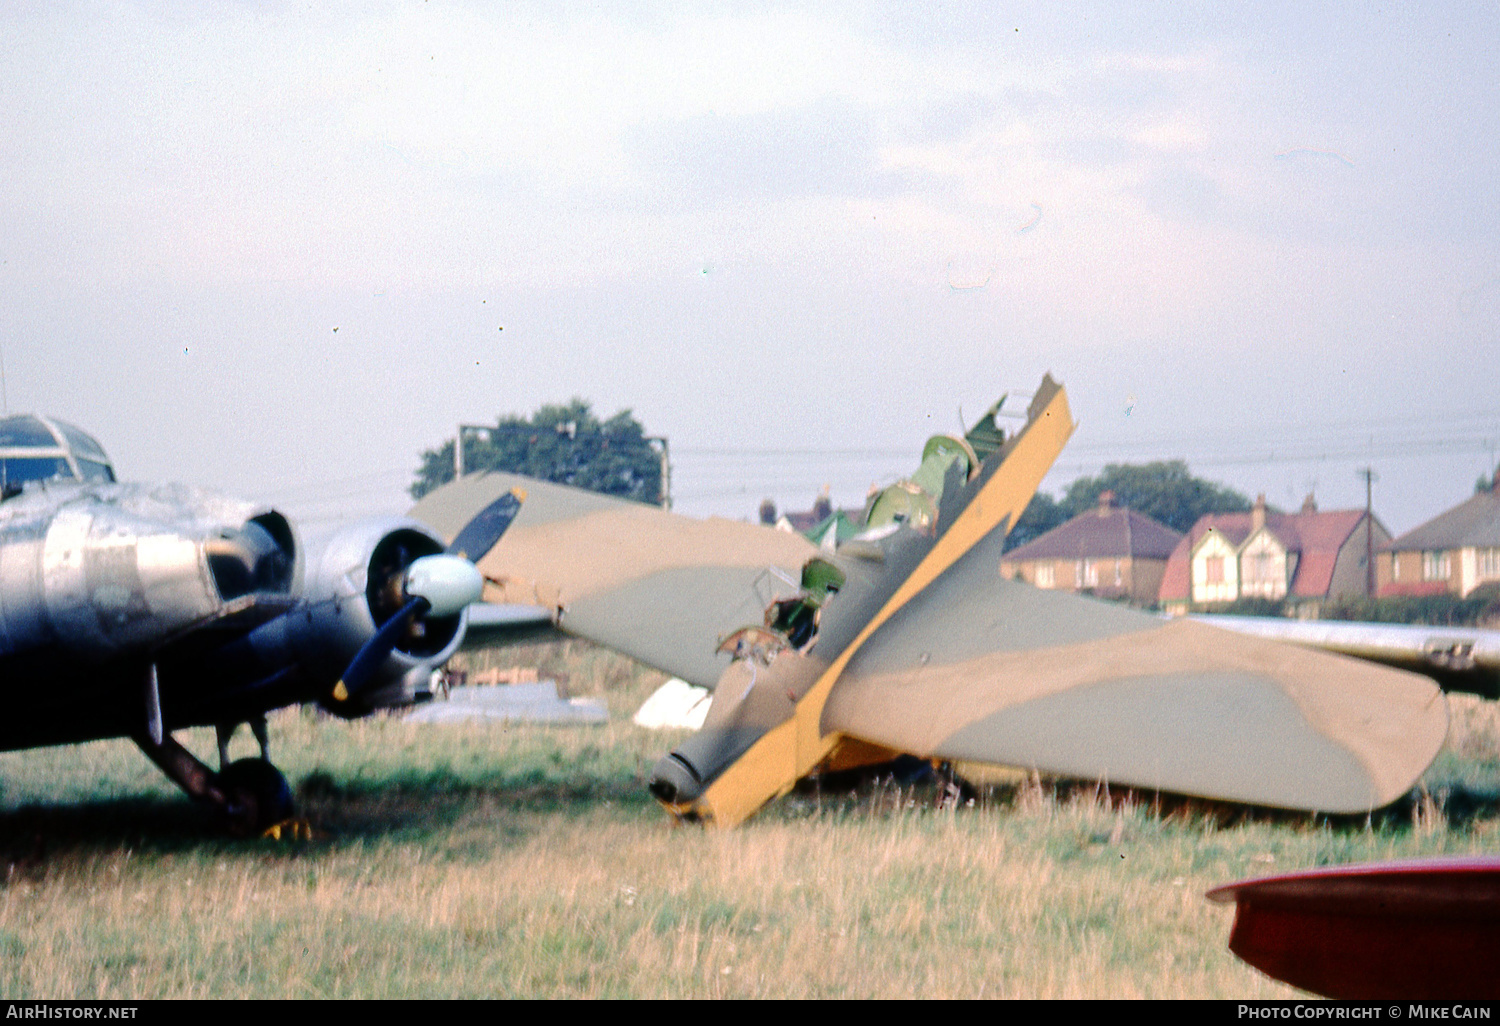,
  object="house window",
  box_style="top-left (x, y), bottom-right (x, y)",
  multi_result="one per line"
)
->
top-left (1036, 564), bottom-right (1054, 588)
top-left (1114, 559), bottom-right (1122, 586)
top-left (1246, 553), bottom-right (1272, 582)
top-left (1083, 559), bottom-right (1099, 587)
top-left (1480, 548), bottom-right (1500, 579)
top-left (1392, 555), bottom-right (1400, 582)
top-left (1205, 556), bottom-right (1224, 584)
top-left (1423, 551), bottom-right (1451, 581)
top-left (1075, 561), bottom-right (1084, 588)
